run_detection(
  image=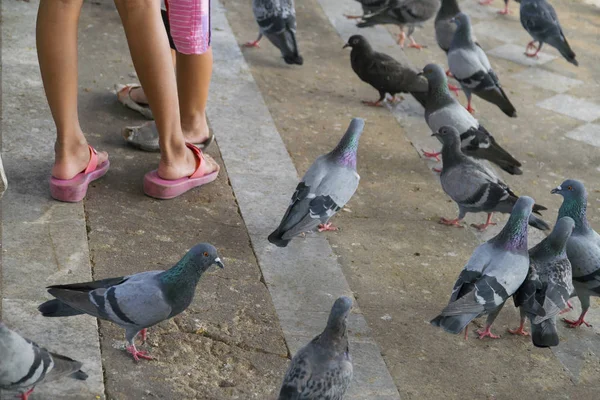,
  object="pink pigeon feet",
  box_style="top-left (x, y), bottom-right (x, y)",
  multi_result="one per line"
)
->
top-left (422, 150), bottom-right (441, 161)
top-left (508, 323), bottom-right (530, 336)
top-left (243, 40), bottom-right (261, 48)
top-left (479, 0), bottom-right (494, 4)
top-left (466, 101), bottom-right (476, 114)
top-left (477, 326), bottom-right (501, 339)
top-left (362, 99), bottom-right (384, 107)
top-left (564, 313), bottom-right (592, 328)
top-left (498, 6), bottom-right (511, 14)
top-left (471, 221), bottom-right (497, 231)
top-left (318, 222), bottom-right (338, 232)
top-left (127, 344), bottom-right (154, 362)
top-left (344, 14), bottom-right (362, 19)
top-left (20, 388), bottom-right (35, 400)
top-left (559, 300), bottom-right (574, 315)
top-left (397, 32), bottom-right (406, 47)
top-left (439, 217), bottom-right (464, 228)
top-left (524, 41), bottom-right (541, 58)
top-left (445, 69), bottom-right (454, 78)
top-left (140, 328), bottom-right (148, 344)
top-left (448, 84), bottom-right (461, 97)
